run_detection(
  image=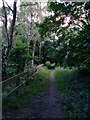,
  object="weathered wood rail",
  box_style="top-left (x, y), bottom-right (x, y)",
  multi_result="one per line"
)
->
top-left (1, 64), bottom-right (44, 101)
